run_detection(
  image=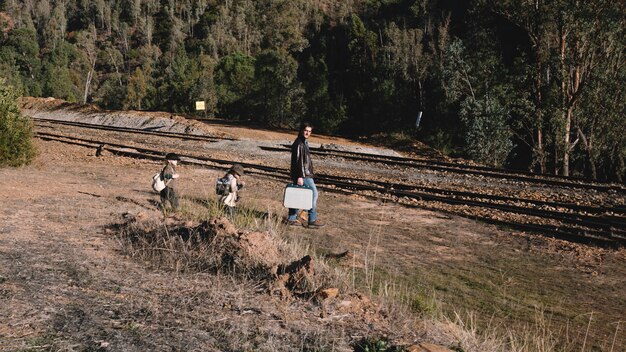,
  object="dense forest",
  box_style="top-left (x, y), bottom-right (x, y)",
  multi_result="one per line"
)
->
top-left (0, 0), bottom-right (624, 180)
